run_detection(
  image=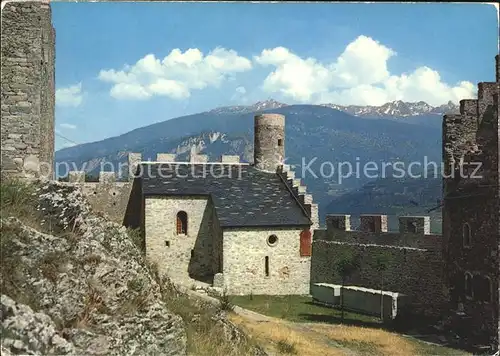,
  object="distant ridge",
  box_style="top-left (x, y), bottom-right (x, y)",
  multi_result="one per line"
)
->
top-left (210, 99), bottom-right (459, 118)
